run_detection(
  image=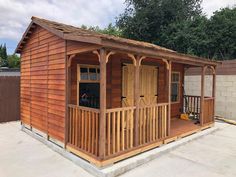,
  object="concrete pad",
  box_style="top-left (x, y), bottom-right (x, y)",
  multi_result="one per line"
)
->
top-left (0, 122), bottom-right (93, 177)
top-left (0, 121), bottom-right (235, 177)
